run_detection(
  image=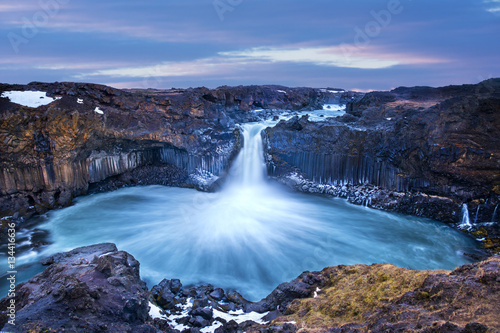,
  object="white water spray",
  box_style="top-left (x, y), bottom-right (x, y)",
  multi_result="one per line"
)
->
top-left (226, 123), bottom-right (268, 188)
top-left (459, 203), bottom-right (473, 230)
top-left (2, 122), bottom-right (480, 300)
